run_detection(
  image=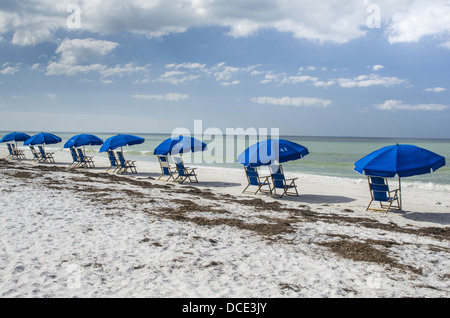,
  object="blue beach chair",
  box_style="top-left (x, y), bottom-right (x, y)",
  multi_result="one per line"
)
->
top-left (366, 176), bottom-right (401, 212)
top-left (106, 150), bottom-right (119, 173)
top-left (38, 145), bottom-right (55, 163)
top-left (269, 164), bottom-right (298, 198)
top-left (116, 150), bottom-right (137, 174)
top-left (29, 146), bottom-right (41, 161)
top-left (6, 143), bottom-right (15, 159)
top-left (173, 157), bottom-right (198, 184)
top-left (77, 148), bottom-right (95, 168)
top-left (68, 148), bottom-right (81, 169)
top-left (12, 144), bottom-right (26, 160)
top-left (242, 164), bottom-right (271, 195)
top-left (157, 155), bottom-right (175, 181)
